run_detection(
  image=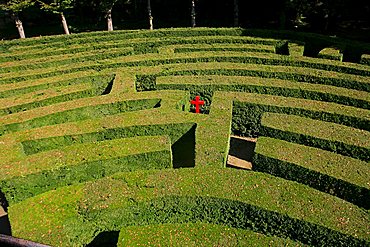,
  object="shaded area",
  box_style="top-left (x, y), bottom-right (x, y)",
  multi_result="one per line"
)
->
top-left (101, 77), bottom-right (115, 95)
top-left (227, 136), bottom-right (256, 169)
top-left (86, 231), bottom-right (119, 247)
top-left (172, 125), bottom-right (196, 168)
top-left (0, 214), bottom-right (11, 236)
top-left (228, 136), bottom-right (256, 161)
top-left (0, 190), bottom-right (11, 236)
